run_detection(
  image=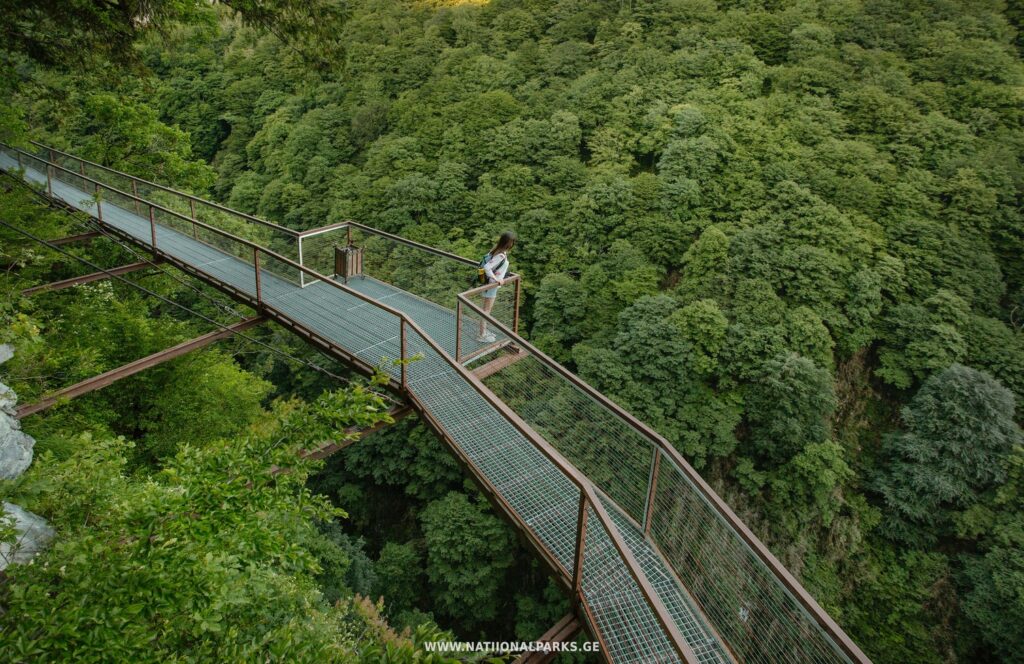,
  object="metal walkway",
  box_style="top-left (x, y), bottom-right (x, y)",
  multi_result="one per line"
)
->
top-left (0, 144), bottom-right (870, 664)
